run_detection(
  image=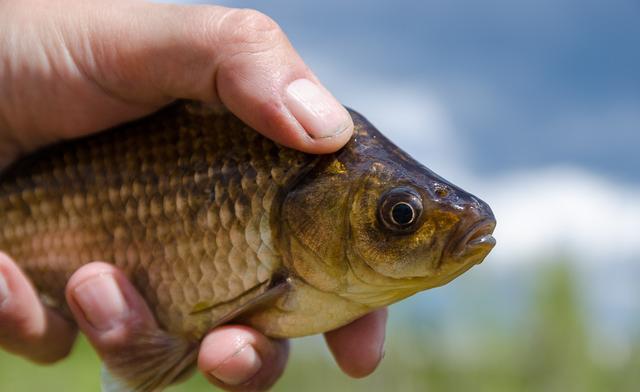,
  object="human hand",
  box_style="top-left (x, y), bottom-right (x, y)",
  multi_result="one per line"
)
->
top-left (0, 0), bottom-right (387, 390)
